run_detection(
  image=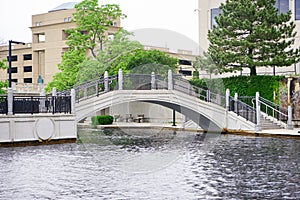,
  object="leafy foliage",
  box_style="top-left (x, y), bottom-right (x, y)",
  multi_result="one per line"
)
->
top-left (75, 29), bottom-right (143, 83)
top-left (190, 75), bottom-right (284, 102)
top-left (109, 49), bottom-right (178, 75)
top-left (208, 0), bottom-right (300, 76)
top-left (92, 115), bottom-right (114, 125)
top-left (69, 0), bottom-right (126, 58)
top-left (193, 52), bottom-right (218, 79)
top-left (0, 59), bottom-right (8, 94)
top-left (46, 0), bottom-right (126, 92)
